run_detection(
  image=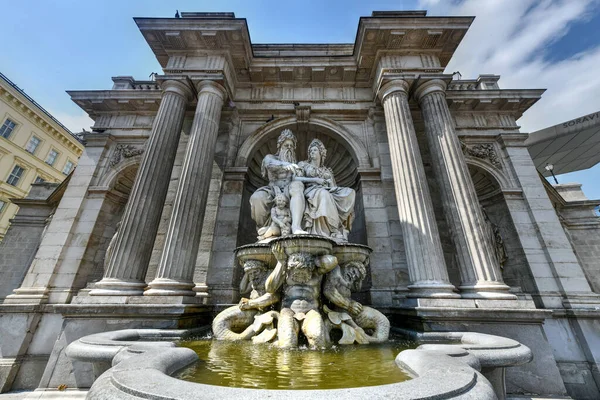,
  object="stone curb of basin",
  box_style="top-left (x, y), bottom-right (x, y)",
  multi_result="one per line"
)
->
top-left (65, 328), bottom-right (532, 400)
